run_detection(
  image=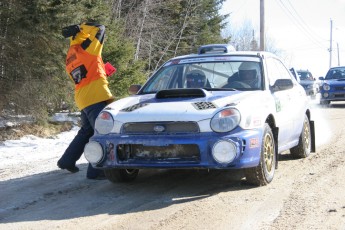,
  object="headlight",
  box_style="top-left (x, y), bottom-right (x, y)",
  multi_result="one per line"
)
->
top-left (95, 111), bottom-right (114, 134)
top-left (84, 141), bottom-right (104, 164)
top-left (210, 108), bottom-right (240, 132)
top-left (212, 140), bottom-right (237, 164)
top-left (323, 83), bottom-right (330, 91)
